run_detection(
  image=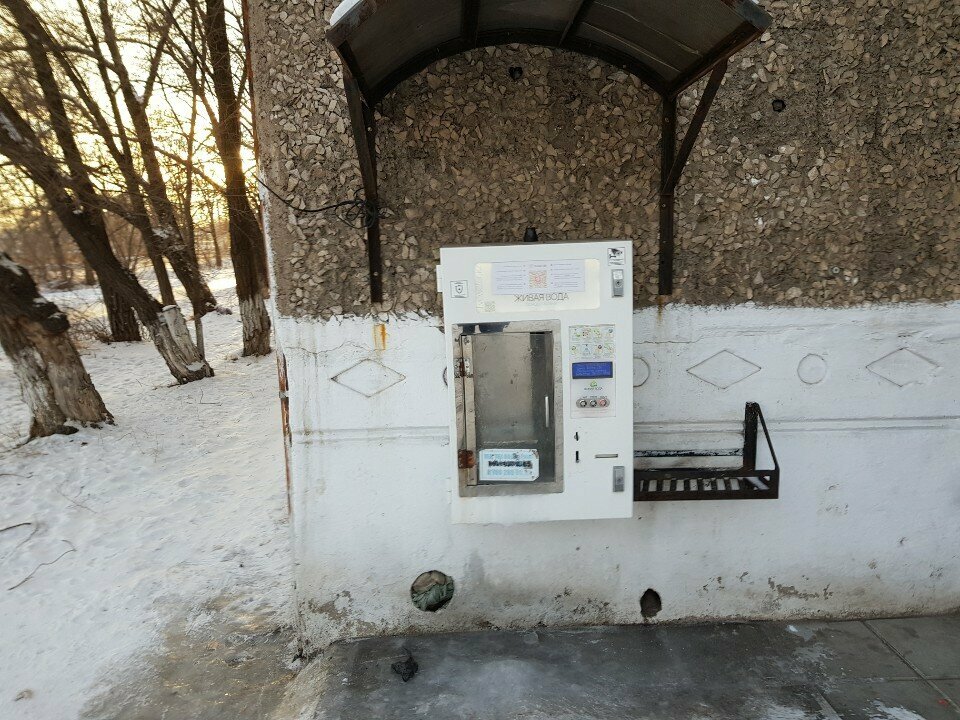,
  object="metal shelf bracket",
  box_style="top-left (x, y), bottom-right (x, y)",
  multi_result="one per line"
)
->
top-left (633, 402), bottom-right (780, 501)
